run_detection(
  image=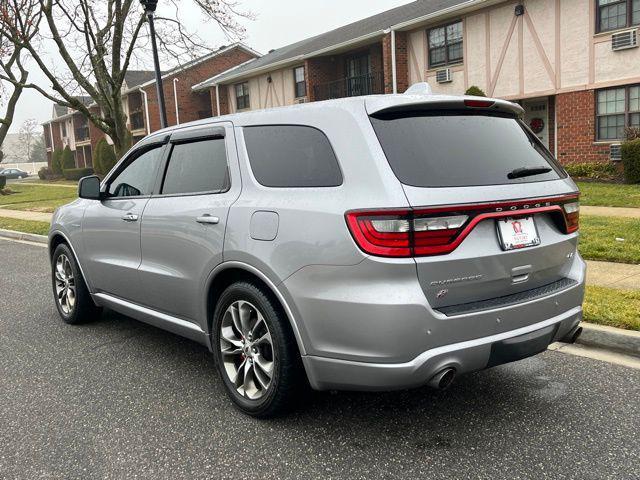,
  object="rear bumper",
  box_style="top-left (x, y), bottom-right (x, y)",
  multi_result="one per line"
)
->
top-left (302, 306), bottom-right (582, 391)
